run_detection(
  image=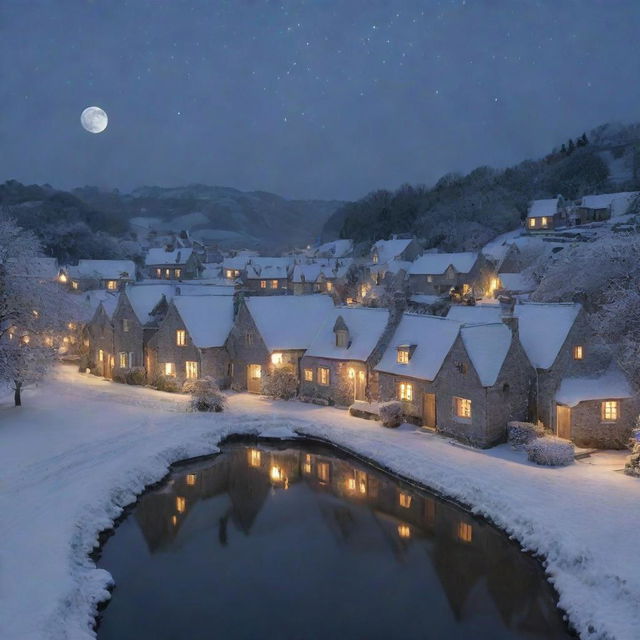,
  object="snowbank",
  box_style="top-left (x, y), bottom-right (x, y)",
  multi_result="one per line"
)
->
top-left (1, 366), bottom-right (640, 640)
